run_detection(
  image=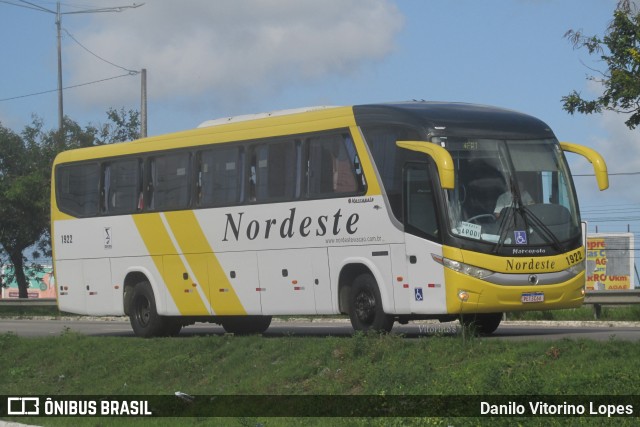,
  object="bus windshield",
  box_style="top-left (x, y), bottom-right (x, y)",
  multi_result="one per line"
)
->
top-left (443, 138), bottom-right (580, 249)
